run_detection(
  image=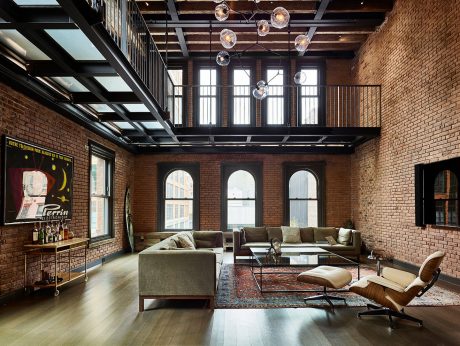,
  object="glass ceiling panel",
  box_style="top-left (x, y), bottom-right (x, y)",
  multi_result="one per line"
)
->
top-left (113, 122), bottom-right (135, 130)
top-left (51, 77), bottom-right (88, 92)
top-left (13, 0), bottom-right (59, 5)
top-left (45, 29), bottom-right (105, 61)
top-left (0, 30), bottom-right (50, 60)
top-left (89, 104), bottom-right (114, 112)
top-left (123, 104), bottom-right (149, 112)
top-left (141, 122), bottom-right (163, 130)
top-left (95, 76), bottom-right (131, 92)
